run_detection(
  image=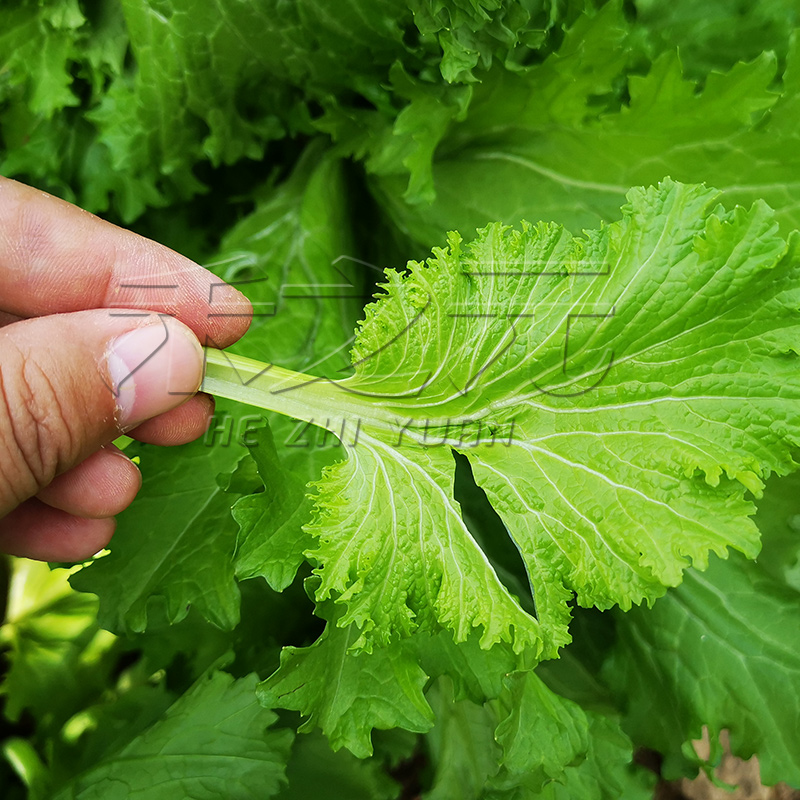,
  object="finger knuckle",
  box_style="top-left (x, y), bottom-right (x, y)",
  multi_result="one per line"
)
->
top-left (0, 340), bottom-right (72, 501)
top-left (0, 195), bottom-right (53, 273)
